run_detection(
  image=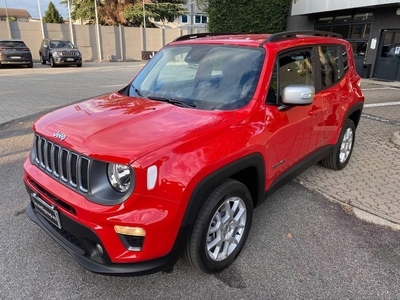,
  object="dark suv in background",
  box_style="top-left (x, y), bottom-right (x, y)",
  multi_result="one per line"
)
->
top-left (39, 38), bottom-right (82, 67)
top-left (0, 39), bottom-right (33, 68)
